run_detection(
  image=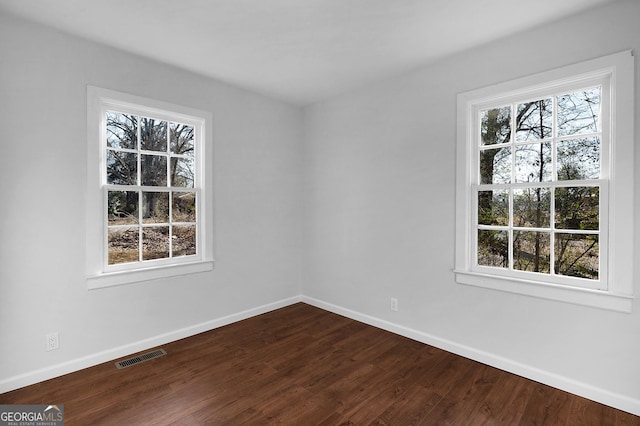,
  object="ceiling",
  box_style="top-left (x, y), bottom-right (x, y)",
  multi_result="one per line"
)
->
top-left (0, 0), bottom-right (617, 105)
